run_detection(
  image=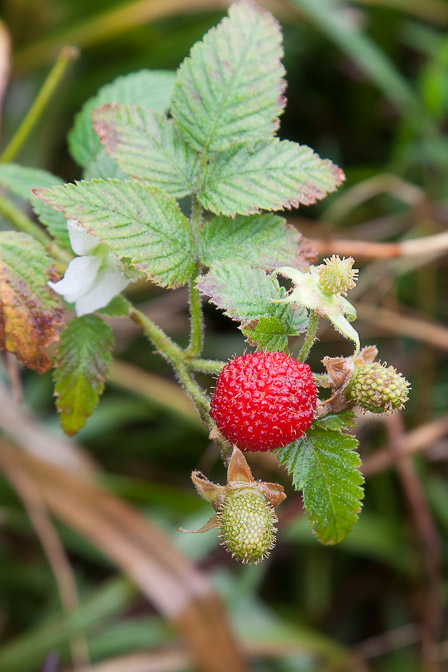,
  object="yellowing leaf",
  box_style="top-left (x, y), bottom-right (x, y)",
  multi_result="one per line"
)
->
top-left (0, 232), bottom-right (64, 372)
